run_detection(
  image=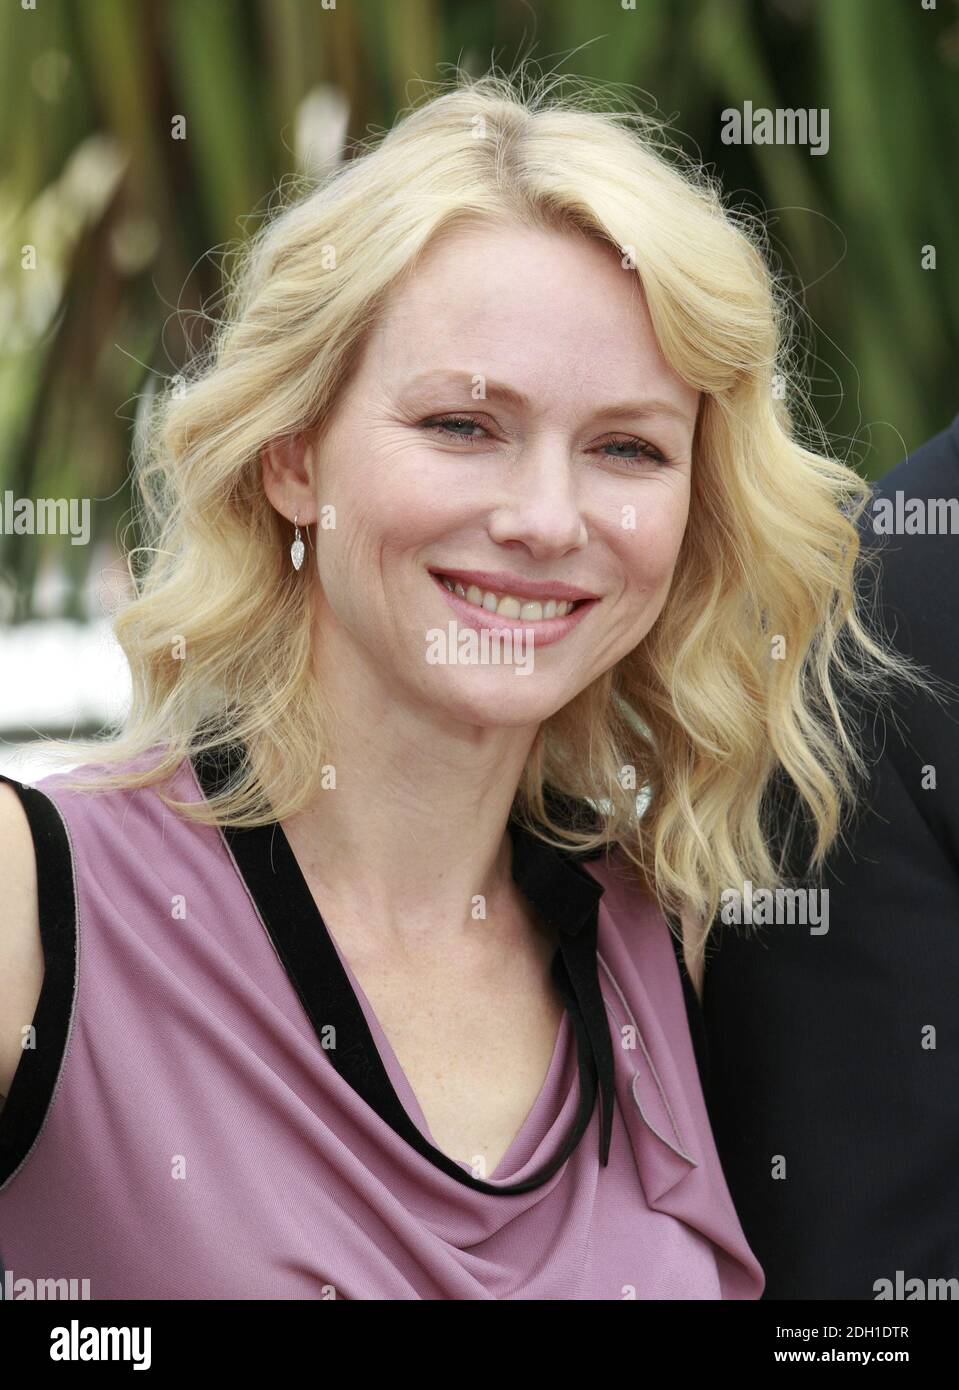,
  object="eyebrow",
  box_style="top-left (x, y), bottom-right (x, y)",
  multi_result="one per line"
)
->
top-left (402, 370), bottom-right (695, 428)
